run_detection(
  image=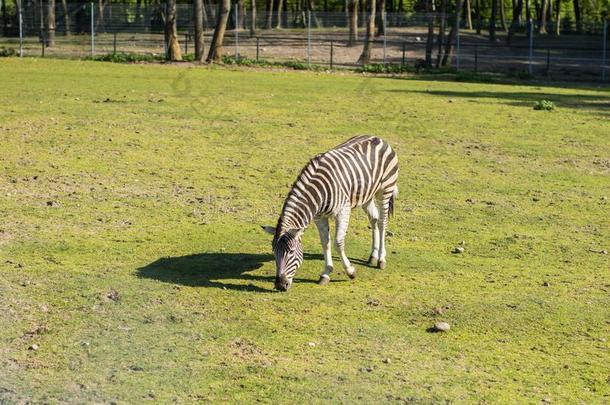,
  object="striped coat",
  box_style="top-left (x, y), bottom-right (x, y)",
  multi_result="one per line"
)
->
top-left (263, 135), bottom-right (399, 291)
